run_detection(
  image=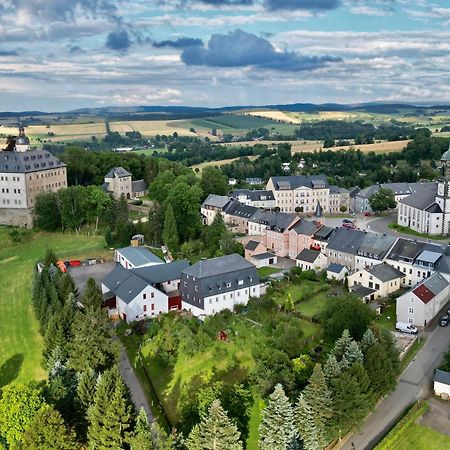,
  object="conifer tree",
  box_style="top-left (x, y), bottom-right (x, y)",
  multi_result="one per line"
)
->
top-left (129, 408), bottom-right (153, 450)
top-left (186, 399), bottom-right (243, 450)
top-left (44, 248), bottom-right (58, 267)
top-left (81, 277), bottom-right (103, 310)
top-left (77, 369), bottom-right (98, 411)
top-left (20, 406), bottom-right (79, 450)
top-left (360, 328), bottom-right (377, 354)
top-left (364, 342), bottom-right (396, 398)
top-left (343, 340), bottom-right (364, 365)
top-left (162, 203), bottom-right (180, 253)
top-left (259, 384), bottom-right (297, 450)
top-left (59, 273), bottom-right (78, 303)
top-left (323, 355), bottom-right (341, 381)
top-left (333, 329), bottom-right (352, 361)
top-left (294, 365), bottom-right (332, 450)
